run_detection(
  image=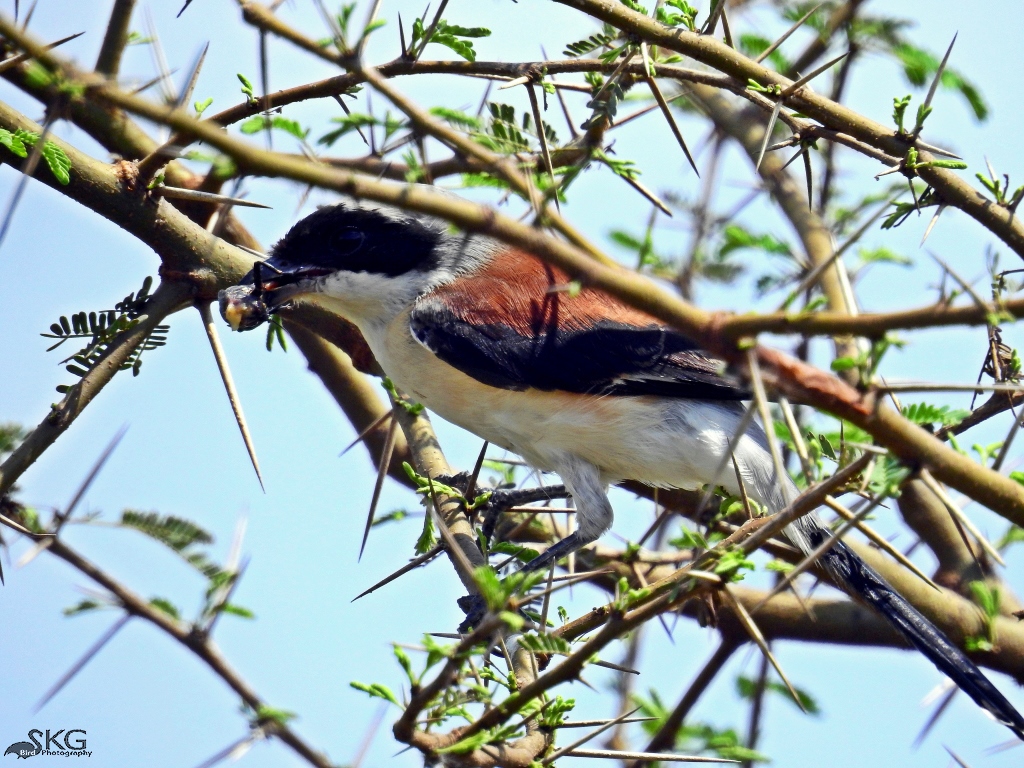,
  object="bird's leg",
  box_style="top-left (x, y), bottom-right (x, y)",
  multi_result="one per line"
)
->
top-left (458, 459), bottom-right (611, 632)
